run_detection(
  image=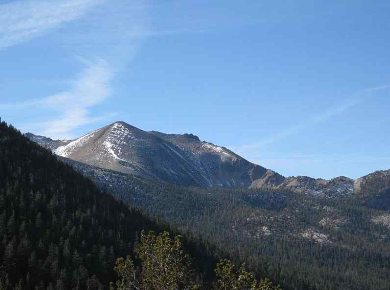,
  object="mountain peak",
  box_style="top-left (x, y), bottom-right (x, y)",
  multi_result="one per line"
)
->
top-left (27, 122), bottom-right (269, 188)
top-left (106, 121), bottom-right (147, 138)
top-left (111, 120), bottom-right (129, 127)
top-left (109, 121), bottom-right (140, 130)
